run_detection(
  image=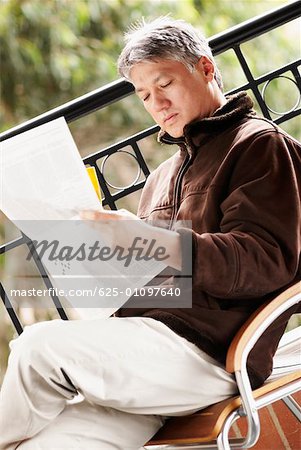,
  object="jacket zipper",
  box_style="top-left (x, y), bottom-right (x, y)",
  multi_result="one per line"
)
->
top-left (169, 144), bottom-right (192, 230)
